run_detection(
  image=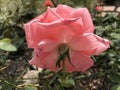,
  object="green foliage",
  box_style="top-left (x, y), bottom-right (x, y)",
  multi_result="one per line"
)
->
top-left (0, 0), bottom-right (44, 66)
top-left (37, 69), bottom-right (76, 90)
top-left (94, 13), bottom-right (120, 88)
top-left (70, 0), bottom-right (98, 13)
top-left (111, 84), bottom-right (120, 90)
top-left (0, 0), bottom-right (45, 90)
top-left (58, 76), bottom-right (75, 87)
top-left (0, 78), bottom-right (24, 90)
